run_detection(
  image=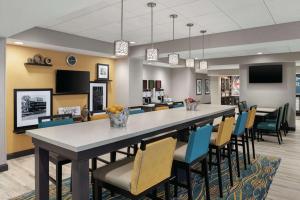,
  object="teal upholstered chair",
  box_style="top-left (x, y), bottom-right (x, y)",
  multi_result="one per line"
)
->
top-left (231, 111), bottom-right (248, 177)
top-left (238, 101), bottom-right (248, 113)
top-left (257, 107), bottom-right (283, 144)
top-left (172, 102), bottom-right (184, 108)
top-left (172, 124), bottom-right (213, 200)
top-left (129, 108), bottom-right (145, 115)
top-left (38, 114), bottom-right (74, 200)
top-left (266, 103), bottom-right (289, 136)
